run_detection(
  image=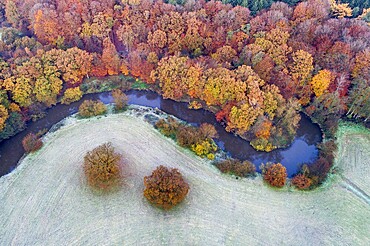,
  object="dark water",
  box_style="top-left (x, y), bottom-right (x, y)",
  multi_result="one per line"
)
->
top-left (0, 90), bottom-right (321, 177)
